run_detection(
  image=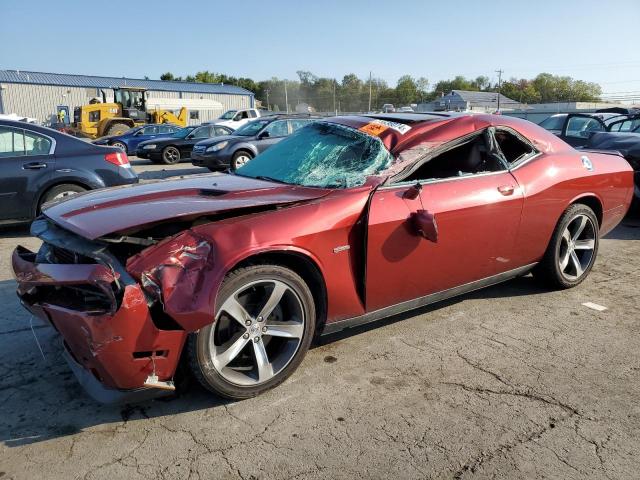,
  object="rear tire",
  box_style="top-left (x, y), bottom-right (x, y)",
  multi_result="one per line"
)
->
top-left (106, 123), bottom-right (129, 136)
top-left (161, 146), bottom-right (181, 165)
top-left (187, 265), bottom-right (316, 400)
top-left (533, 204), bottom-right (599, 289)
top-left (39, 184), bottom-right (87, 212)
top-left (111, 141), bottom-right (127, 153)
top-left (231, 151), bottom-right (253, 171)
